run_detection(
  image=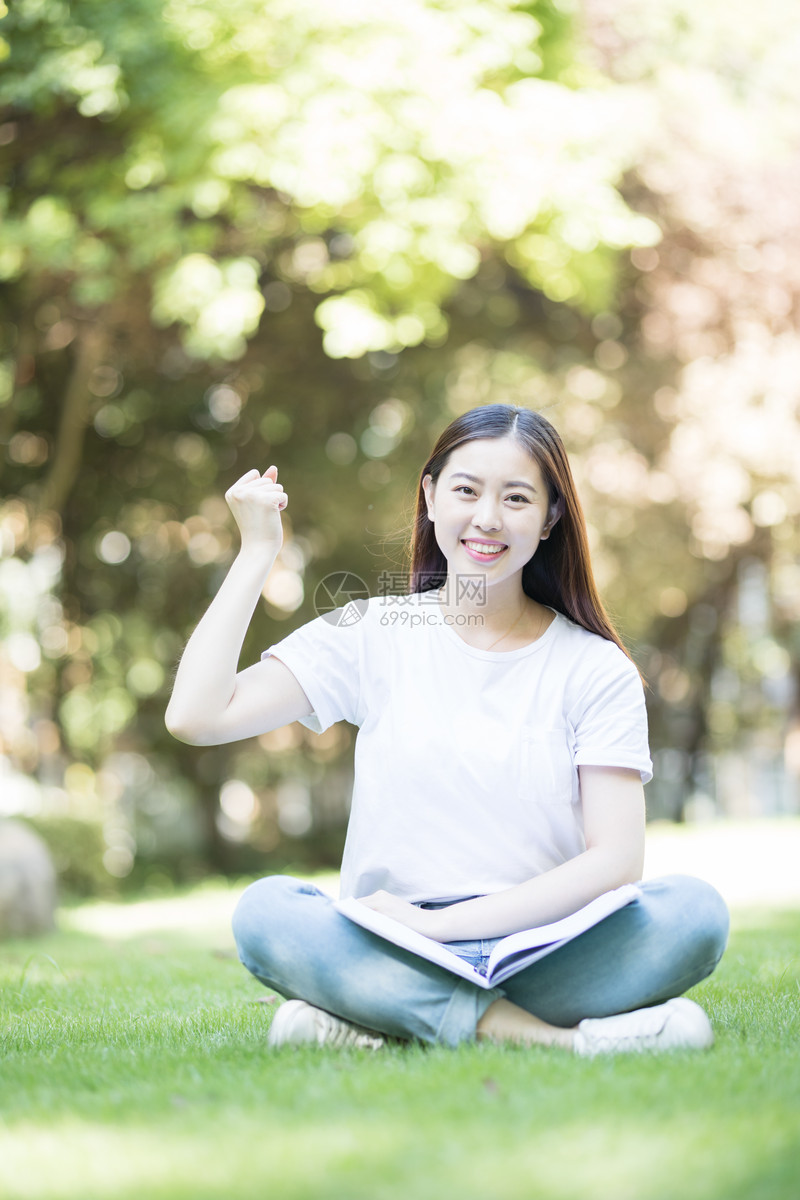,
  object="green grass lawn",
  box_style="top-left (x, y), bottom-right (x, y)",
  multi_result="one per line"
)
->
top-left (1, 881), bottom-right (799, 1200)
